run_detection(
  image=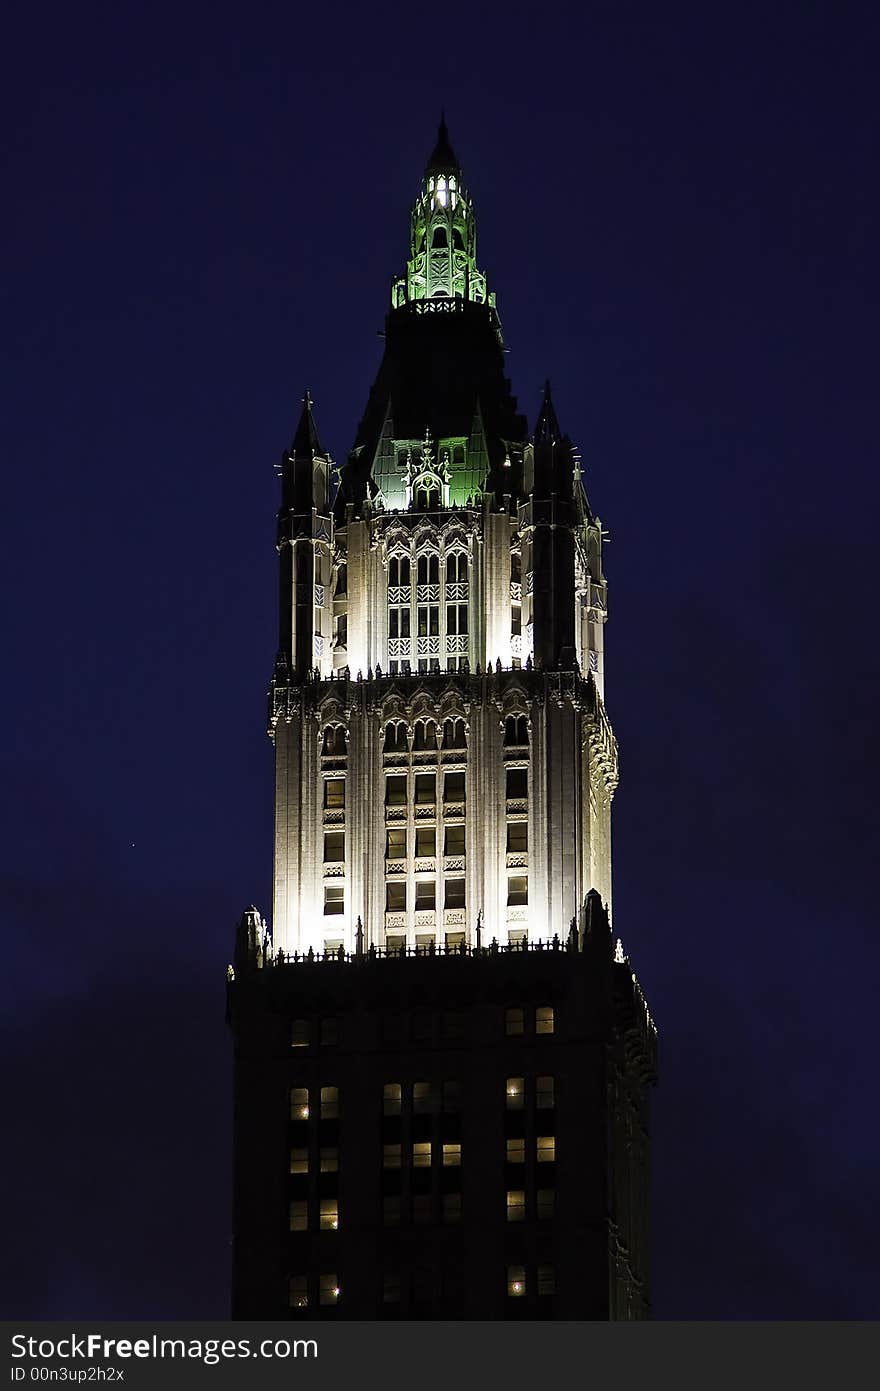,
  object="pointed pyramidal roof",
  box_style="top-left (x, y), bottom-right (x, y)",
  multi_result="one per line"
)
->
top-left (534, 380), bottom-right (563, 446)
top-left (290, 390), bottom-right (325, 458)
top-left (425, 115), bottom-right (459, 173)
